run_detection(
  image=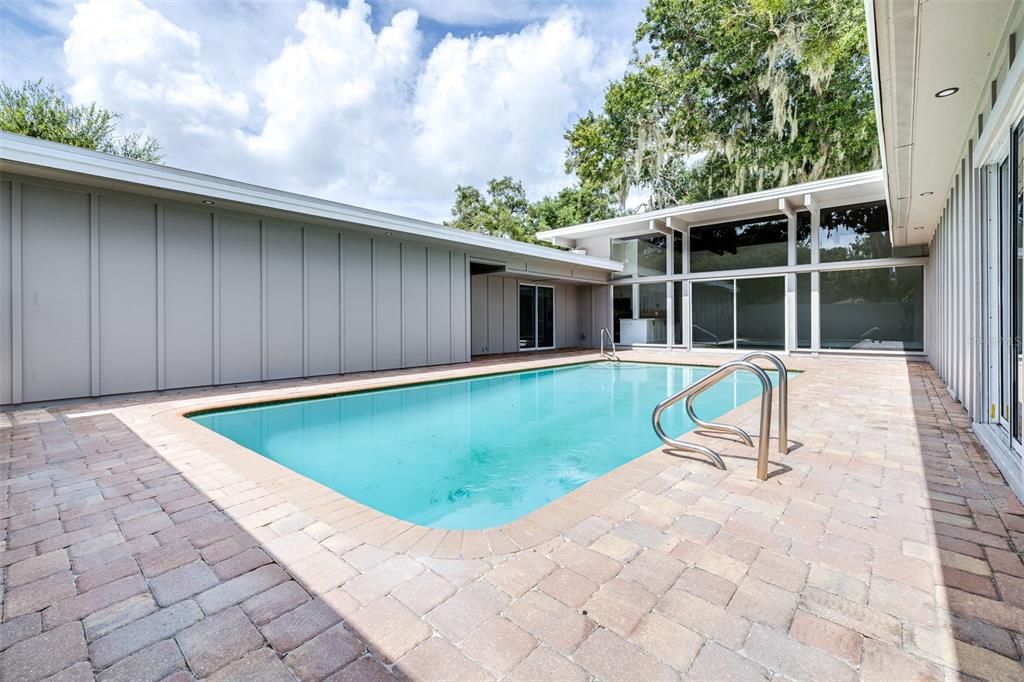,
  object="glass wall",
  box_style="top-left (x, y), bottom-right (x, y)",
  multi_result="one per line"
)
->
top-left (612, 285), bottom-right (633, 343)
top-left (691, 280), bottom-right (735, 348)
top-left (519, 285), bottom-right (555, 349)
top-left (673, 282), bottom-right (684, 345)
top-left (637, 283), bottom-right (668, 343)
top-left (819, 201), bottom-right (891, 262)
top-left (611, 234), bottom-right (667, 279)
top-left (796, 210), bottom-right (812, 264)
top-left (604, 199), bottom-right (928, 354)
top-left (736, 277), bottom-right (785, 350)
top-left (690, 215), bottom-right (788, 272)
top-left (819, 267), bottom-right (923, 351)
top-left (796, 273), bottom-right (811, 348)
